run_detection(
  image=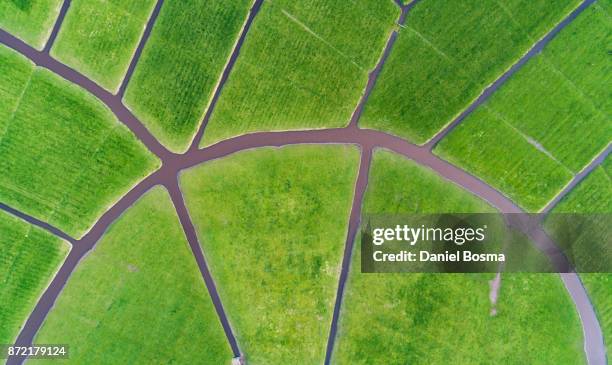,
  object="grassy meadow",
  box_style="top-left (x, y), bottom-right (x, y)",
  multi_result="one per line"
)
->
top-left (0, 0), bottom-right (62, 49)
top-left (51, 0), bottom-right (156, 92)
top-left (0, 211), bottom-right (68, 344)
top-left (180, 145), bottom-right (359, 364)
top-left (435, 2), bottom-right (610, 211)
top-left (34, 187), bottom-right (233, 364)
top-left (124, 0), bottom-right (251, 152)
top-left (200, 0), bottom-right (398, 146)
top-left (360, 0), bottom-right (580, 143)
top-left (0, 46), bottom-right (158, 238)
top-left (332, 150), bottom-right (585, 364)
top-left (545, 157), bottom-right (611, 355)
